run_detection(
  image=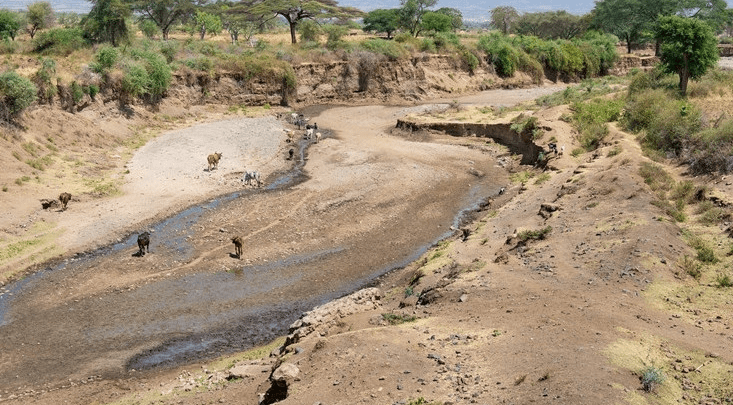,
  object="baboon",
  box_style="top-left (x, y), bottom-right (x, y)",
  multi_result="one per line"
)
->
top-left (137, 231), bottom-right (150, 257)
top-left (207, 152), bottom-right (222, 171)
top-left (59, 192), bottom-right (71, 210)
top-left (232, 236), bottom-right (243, 259)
